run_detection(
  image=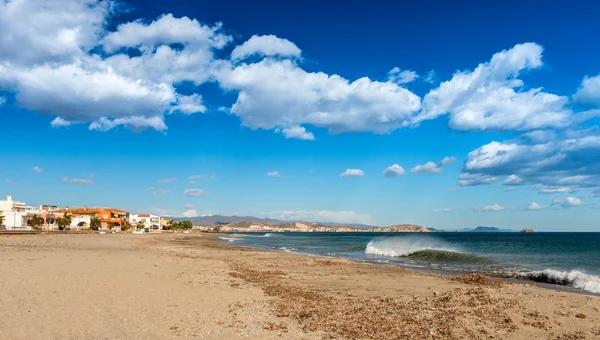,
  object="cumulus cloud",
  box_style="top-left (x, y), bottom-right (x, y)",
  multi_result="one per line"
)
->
top-left (387, 67), bottom-right (418, 84)
top-left (62, 177), bottom-right (93, 186)
top-left (214, 58), bottom-right (421, 137)
top-left (172, 94), bottom-right (206, 115)
top-left (255, 210), bottom-right (374, 225)
top-left (462, 128), bottom-right (600, 192)
top-left (411, 156), bottom-right (456, 174)
top-left (416, 43), bottom-right (572, 131)
top-left (183, 188), bottom-right (207, 197)
top-left (231, 35), bottom-right (301, 61)
top-left (182, 209), bottom-right (197, 218)
top-left (383, 164), bottom-right (406, 177)
top-left (526, 202), bottom-right (544, 210)
top-left (480, 203), bottom-right (504, 211)
top-left (32, 166), bottom-right (43, 173)
top-left (573, 75), bottom-right (600, 106)
top-left (340, 169), bottom-right (364, 177)
top-left (552, 197), bottom-right (582, 208)
top-left (266, 171), bottom-right (282, 177)
top-left (281, 126), bottom-right (315, 140)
